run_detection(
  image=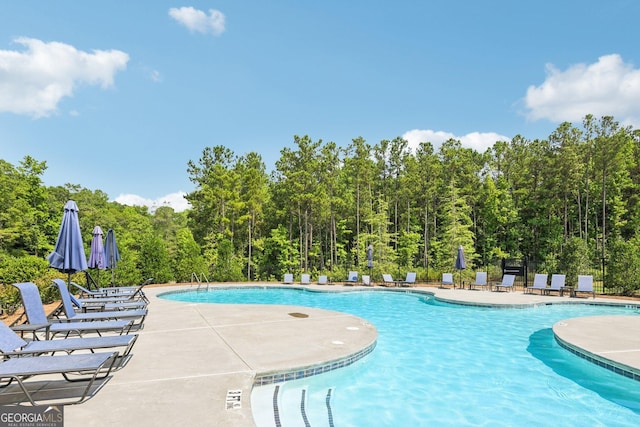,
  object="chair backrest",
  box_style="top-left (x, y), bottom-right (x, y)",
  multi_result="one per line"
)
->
top-left (69, 294), bottom-right (83, 309)
top-left (550, 274), bottom-right (565, 290)
top-left (0, 320), bottom-right (28, 353)
top-left (442, 273), bottom-right (453, 284)
top-left (382, 274), bottom-right (393, 283)
top-left (69, 281), bottom-right (96, 296)
top-left (318, 275), bottom-right (328, 285)
top-left (577, 275), bottom-right (593, 291)
top-left (405, 272), bottom-right (416, 283)
top-left (129, 278), bottom-right (153, 300)
top-left (502, 274), bottom-right (515, 286)
top-left (12, 282), bottom-right (49, 325)
top-left (52, 279), bottom-right (78, 319)
top-left (134, 278), bottom-right (154, 291)
top-left (532, 274), bottom-right (548, 288)
top-left (301, 274), bottom-right (310, 284)
top-left (362, 275), bottom-right (370, 285)
top-left (475, 272), bottom-right (487, 285)
top-left (283, 273), bottom-right (294, 283)
top-left (348, 271), bottom-right (358, 281)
